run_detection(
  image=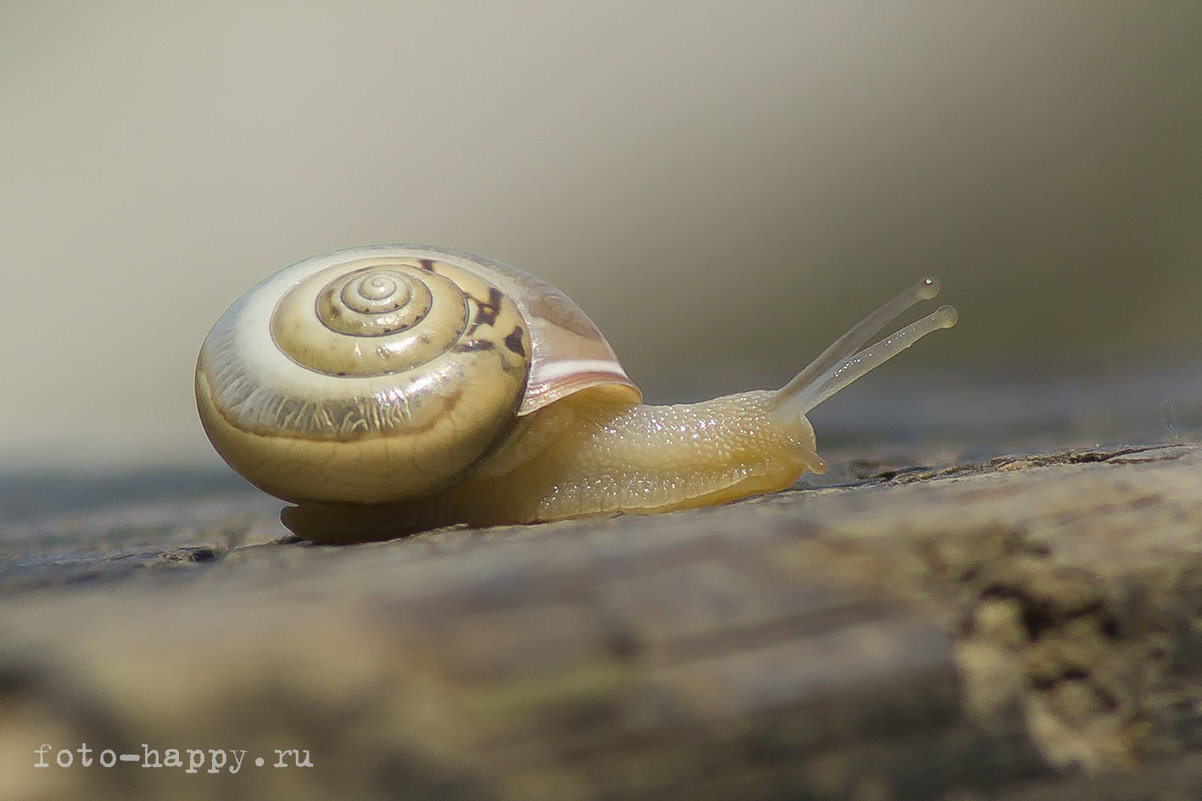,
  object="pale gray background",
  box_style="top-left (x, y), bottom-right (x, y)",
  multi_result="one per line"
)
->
top-left (3, 1), bottom-right (1200, 470)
